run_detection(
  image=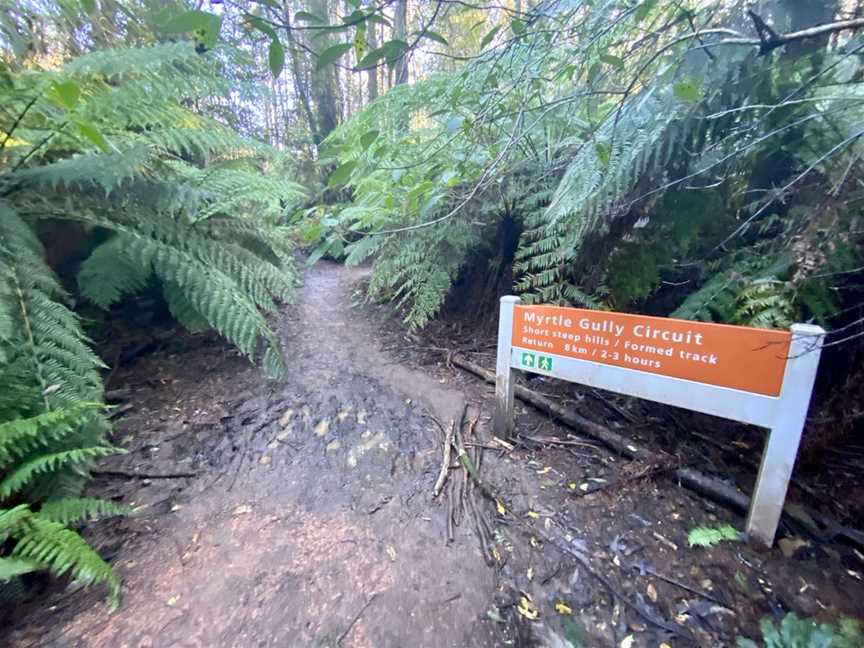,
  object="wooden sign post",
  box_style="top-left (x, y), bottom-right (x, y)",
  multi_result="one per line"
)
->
top-left (493, 296), bottom-right (824, 547)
